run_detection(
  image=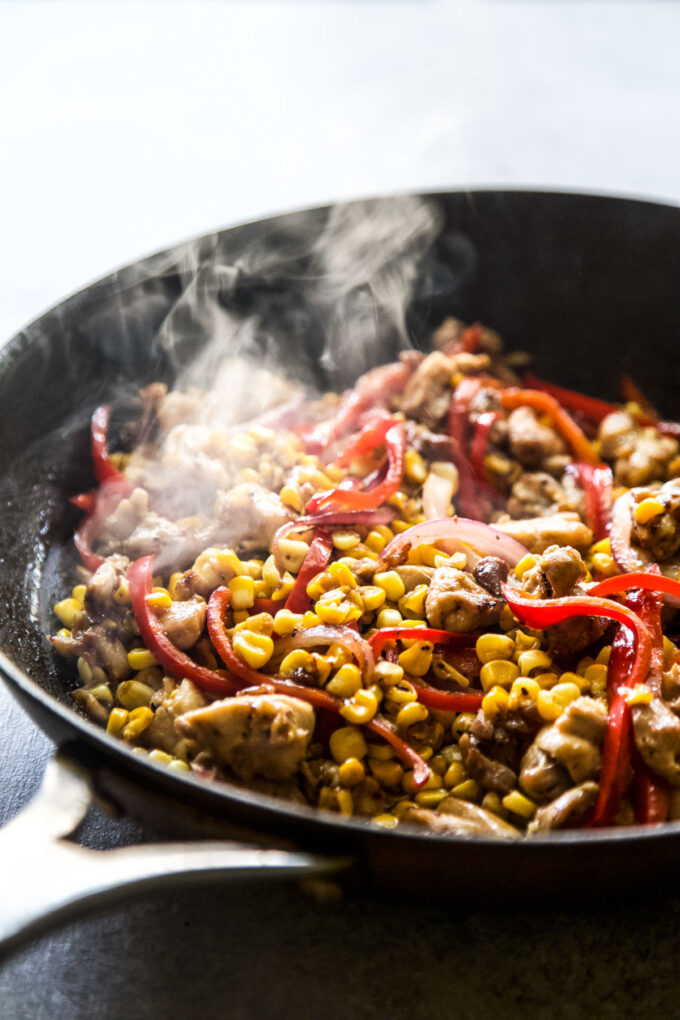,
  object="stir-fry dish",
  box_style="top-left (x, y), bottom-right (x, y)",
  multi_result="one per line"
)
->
top-left (50, 319), bottom-right (680, 838)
